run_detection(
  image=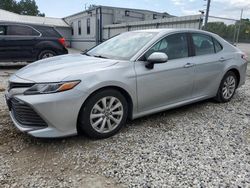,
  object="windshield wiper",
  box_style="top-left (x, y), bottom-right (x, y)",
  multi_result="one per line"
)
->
top-left (93, 55), bottom-right (108, 59)
top-left (81, 50), bottom-right (91, 56)
top-left (82, 52), bottom-right (108, 59)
